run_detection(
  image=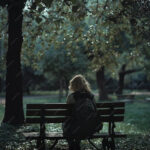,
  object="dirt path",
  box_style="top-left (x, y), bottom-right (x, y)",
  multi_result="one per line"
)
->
top-left (131, 91), bottom-right (150, 95)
